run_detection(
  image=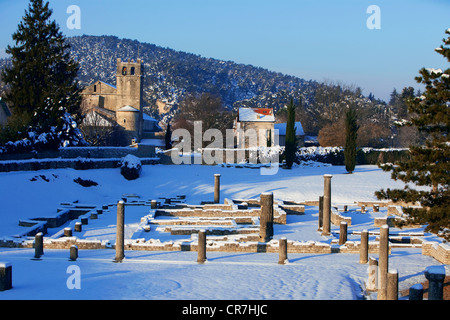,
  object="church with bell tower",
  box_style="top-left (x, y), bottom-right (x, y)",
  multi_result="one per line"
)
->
top-left (80, 58), bottom-right (161, 144)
